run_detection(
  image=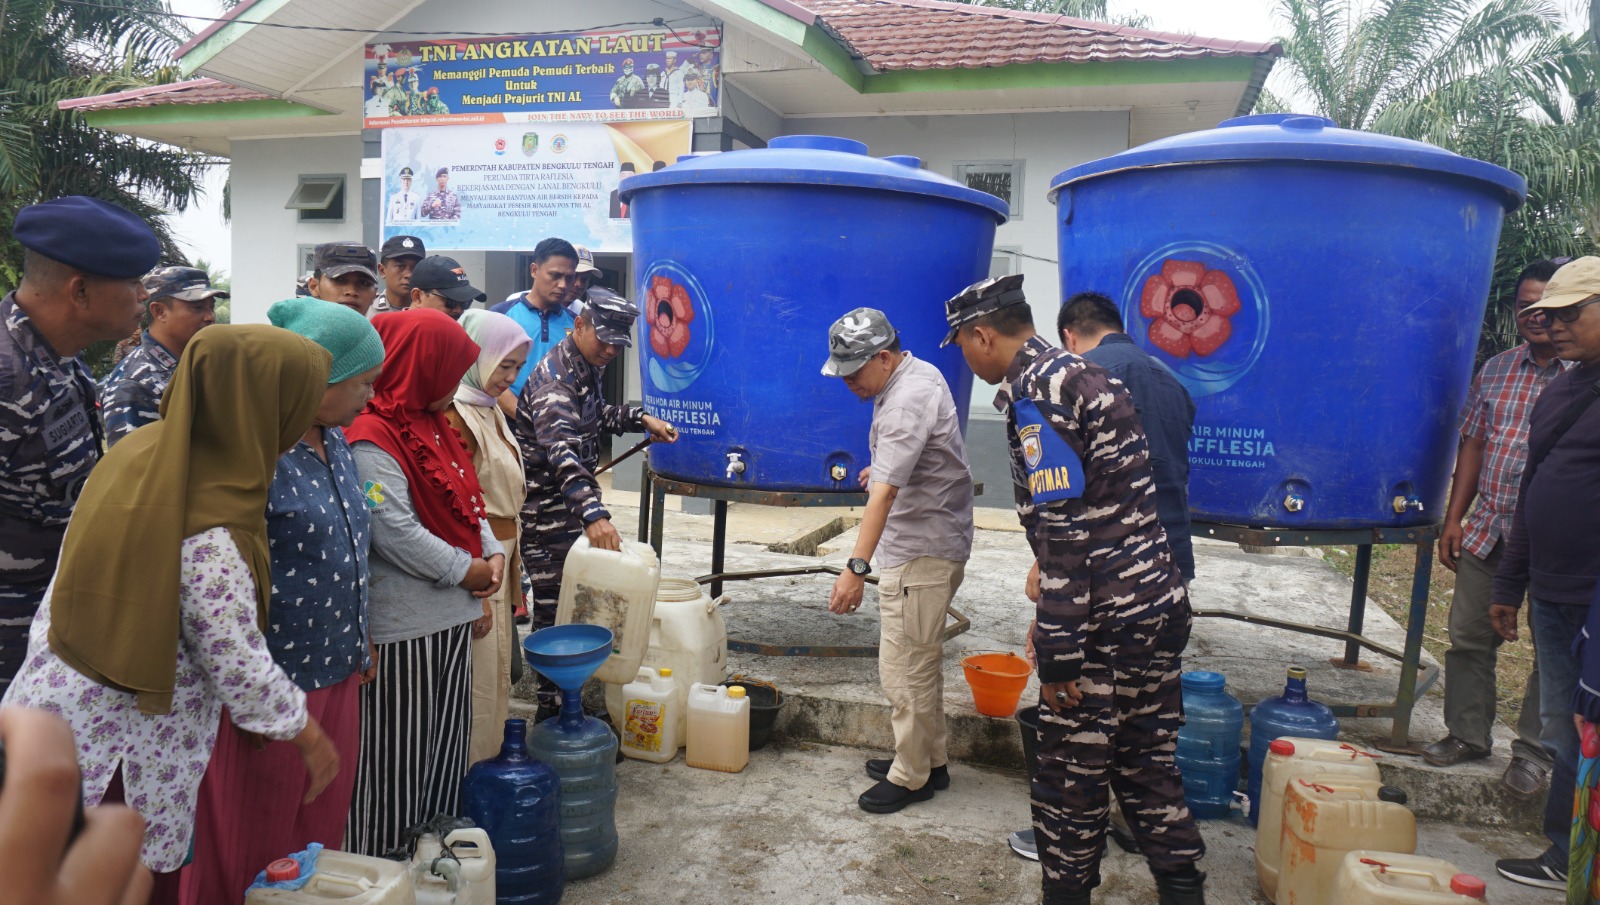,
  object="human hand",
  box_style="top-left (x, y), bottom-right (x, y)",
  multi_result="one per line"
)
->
top-left (471, 554), bottom-right (505, 599)
top-left (829, 572), bottom-right (865, 615)
top-left (1025, 560), bottom-right (1042, 604)
top-left (642, 416), bottom-right (679, 444)
top-left (1438, 522), bottom-right (1464, 573)
top-left (1490, 604), bottom-right (1520, 642)
top-left (290, 716), bottom-right (340, 805)
top-left (472, 600), bottom-right (494, 639)
top-left (461, 558), bottom-right (495, 593)
top-left (0, 706), bottom-right (151, 905)
top-left (857, 466), bottom-right (871, 489)
top-left (358, 642), bottom-right (379, 686)
top-left (1042, 680), bottom-right (1081, 714)
top-left (585, 518), bottom-right (622, 552)
top-left (1025, 619), bottom-right (1037, 670)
